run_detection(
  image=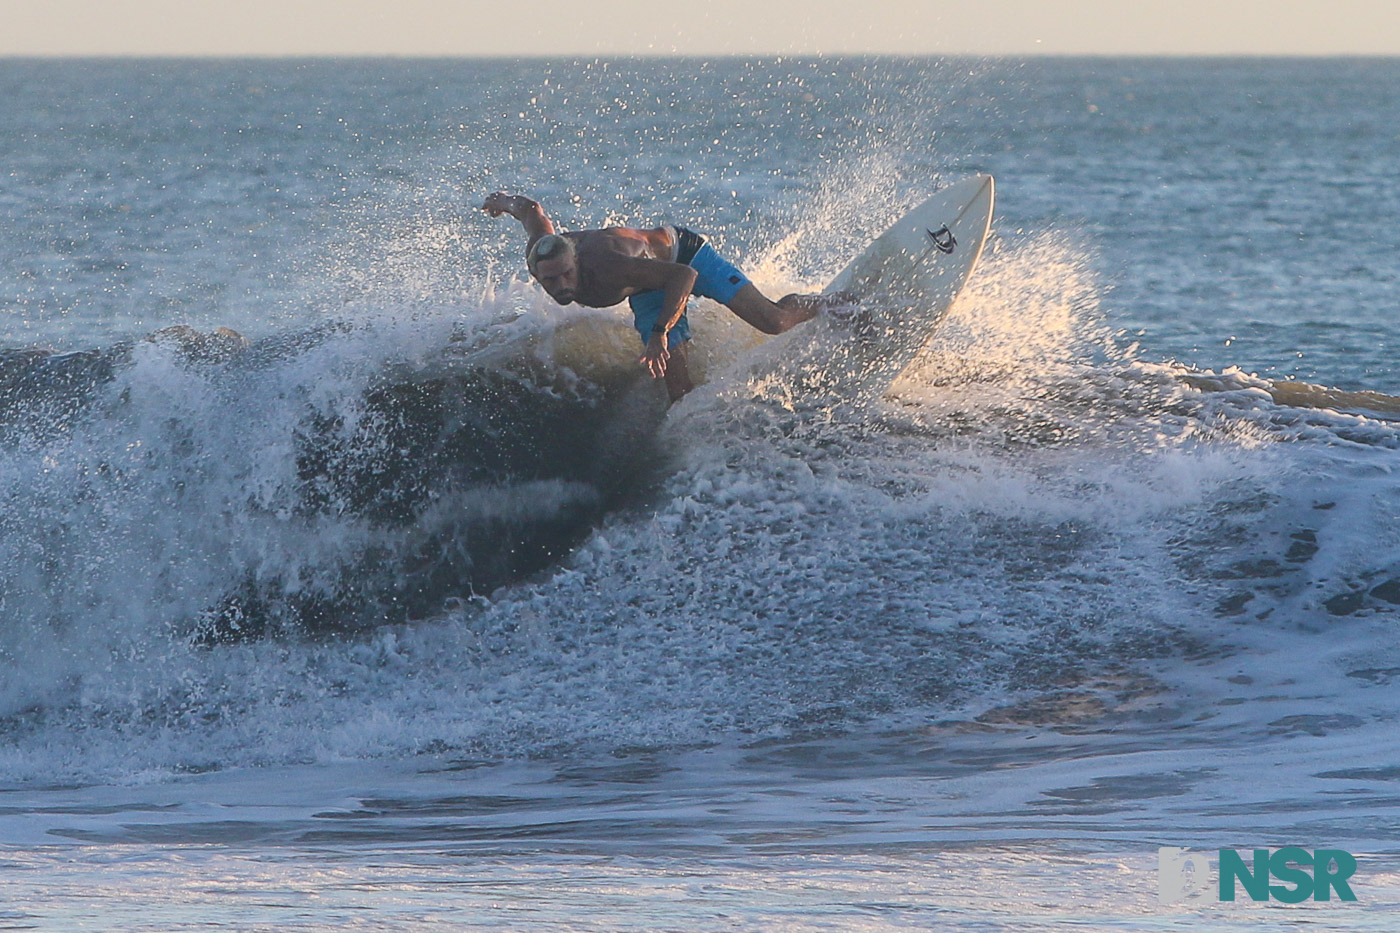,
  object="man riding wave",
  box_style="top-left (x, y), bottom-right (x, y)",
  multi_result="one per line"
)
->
top-left (482, 192), bottom-right (844, 400)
